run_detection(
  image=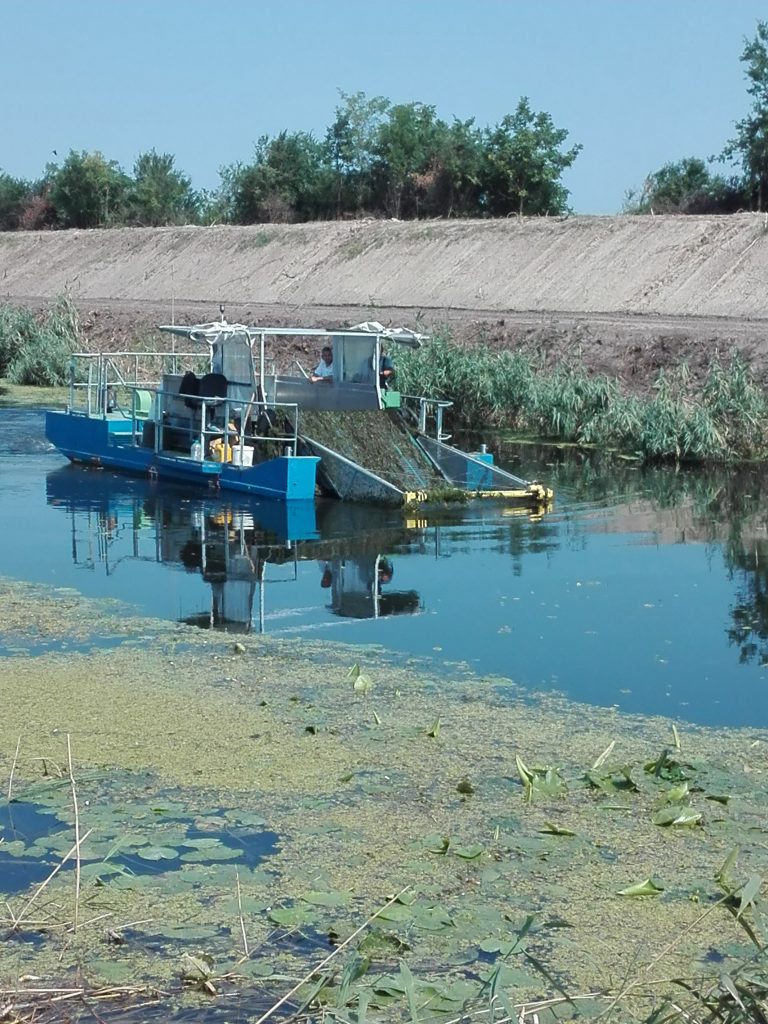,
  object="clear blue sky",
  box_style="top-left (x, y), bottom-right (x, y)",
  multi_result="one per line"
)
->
top-left (2, 0), bottom-right (765, 215)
